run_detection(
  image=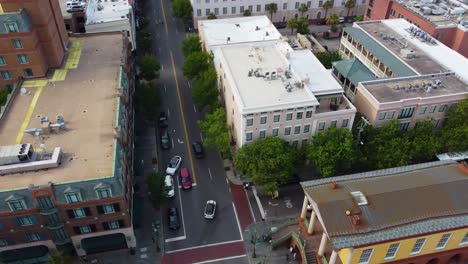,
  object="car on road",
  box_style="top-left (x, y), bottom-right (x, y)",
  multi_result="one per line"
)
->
top-left (339, 17), bottom-right (345, 23)
top-left (204, 200), bottom-right (216, 219)
top-left (67, 5), bottom-right (84, 12)
top-left (192, 141), bottom-right (205, 158)
top-left (159, 112), bottom-right (168, 128)
top-left (160, 129), bottom-right (170, 150)
top-left (180, 168), bottom-right (192, 189)
top-left (165, 175), bottom-right (175, 198)
top-left (168, 207), bottom-right (180, 230)
top-left (166, 156), bottom-right (182, 175)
